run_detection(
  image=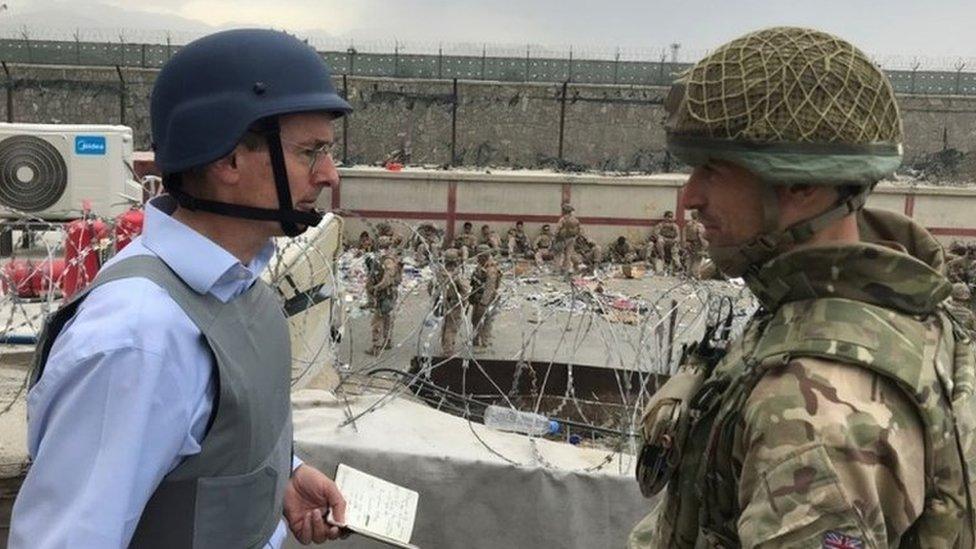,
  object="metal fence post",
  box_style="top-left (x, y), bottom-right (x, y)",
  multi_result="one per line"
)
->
top-left (342, 75), bottom-right (350, 165)
top-left (955, 60), bottom-right (966, 95)
top-left (558, 81), bottom-right (568, 160)
top-left (115, 65), bottom-right (126, 125)
top-left (613, 47), bottom-right (620, 84)
top-left (394, 40), bottom-right (400, 77)
top-left (524, 45), bottom-right (530, 81)
top-left (567, 46), bottom-right (573, 82)
top-left (74, 29), bottom-right (82, 65)
top-left (480, 44), bottom-right (487, 80)
top-left (20, 29), bottom-right (31, 64)
top-left (2, 62), bottom-right (13, 122)
top-left (437, 44), bottom-right (443, 79)
top-left (450, 78), bottom-right (458, 165)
